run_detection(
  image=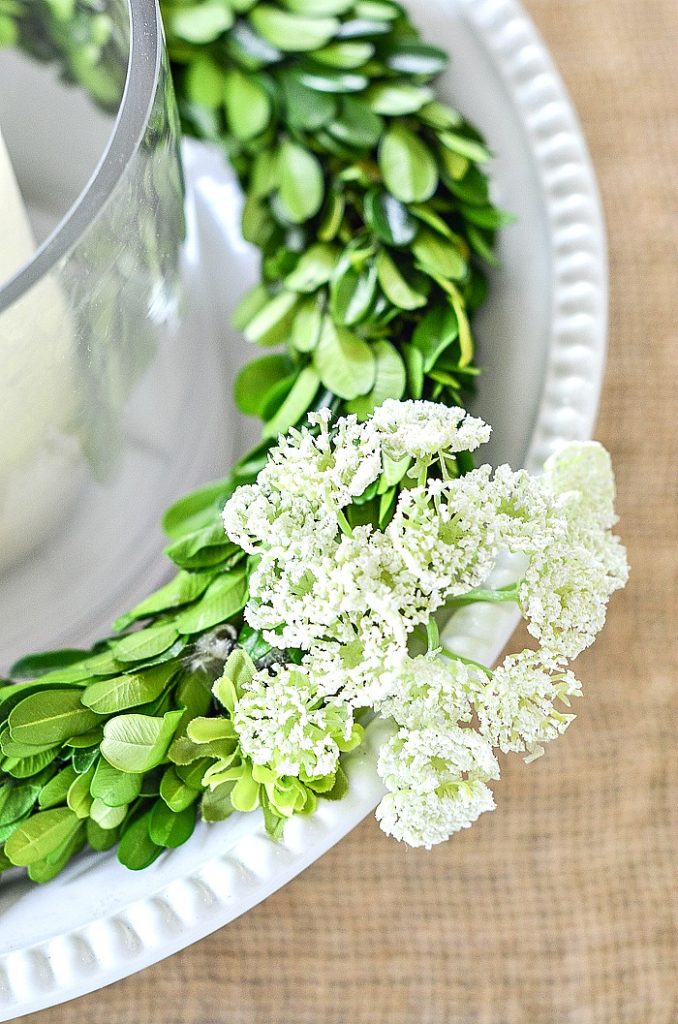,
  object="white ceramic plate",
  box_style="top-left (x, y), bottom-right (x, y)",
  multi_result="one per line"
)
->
top-left (0, 0), bottom-right (607, 1017)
